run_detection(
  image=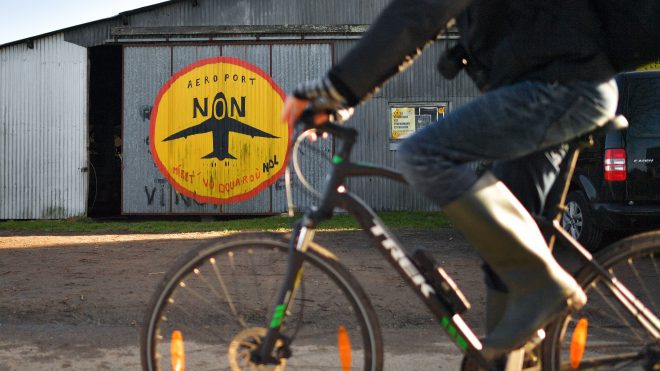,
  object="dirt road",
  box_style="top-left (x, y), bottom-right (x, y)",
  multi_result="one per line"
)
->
top-left (0, 229), bottom-right (488, 370)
